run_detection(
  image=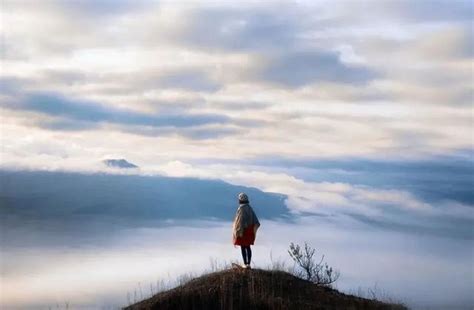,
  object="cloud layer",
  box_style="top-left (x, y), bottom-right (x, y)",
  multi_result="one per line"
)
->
top-left (1, 1), bottom-right (473, 308)
top-left (2, 0), bottom-right (472, 240)
top-left (2, 0), bottom-right (472, 160)
top-left (2, 217), bottom-right (473, 309)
